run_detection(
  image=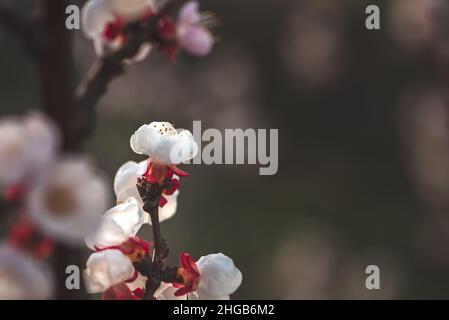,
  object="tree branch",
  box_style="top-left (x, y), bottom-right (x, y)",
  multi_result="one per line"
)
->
top-left (137, 178), bottom-right (168, 265)
top-left (72, 0), bottom-right (183, 143)
top-left (36, 0), bottom-right (88, 299)
top-left (37, 0), bottom-right (77, 150)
